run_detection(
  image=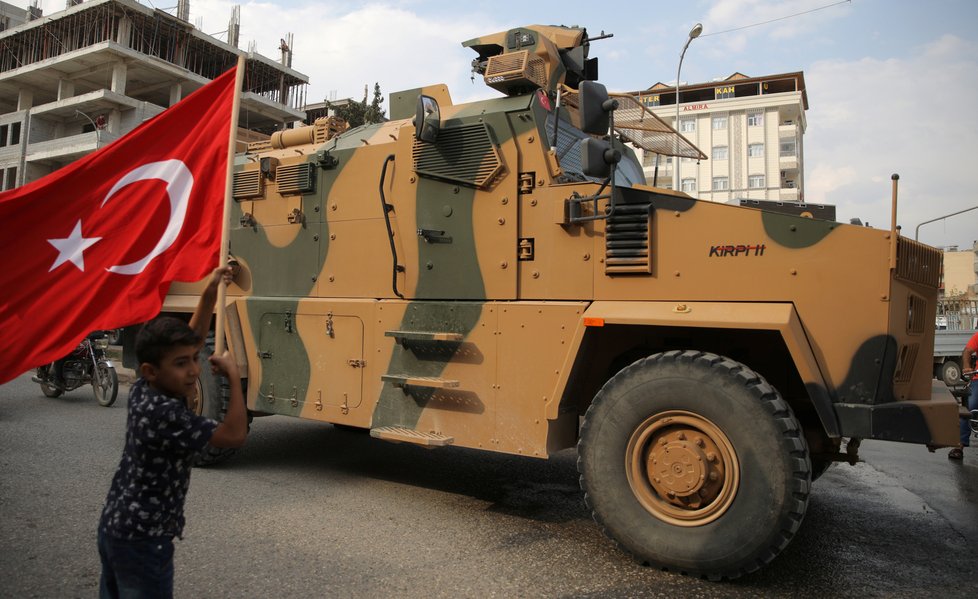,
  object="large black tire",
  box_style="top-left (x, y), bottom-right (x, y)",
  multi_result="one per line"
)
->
top-left (37, 365), bottom-right (63, 398)
top-left (578, 350), bottom-right (811, 580)
top-left (92, 362), bottom-right (119, 407)
top-left (192, 336), bottom-right (246, 466)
